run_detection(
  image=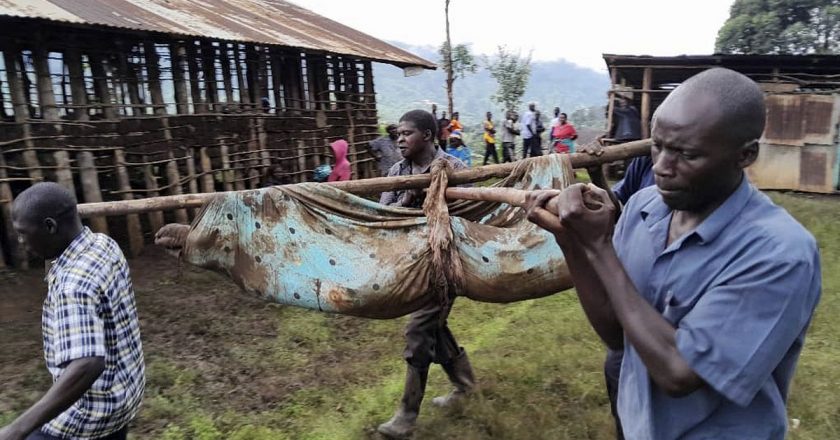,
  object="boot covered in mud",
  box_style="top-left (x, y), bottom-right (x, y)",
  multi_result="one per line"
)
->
top-left (377, 364), bottom-right (429, 438)
top-left (432, 348), bottom-right (476, 408)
